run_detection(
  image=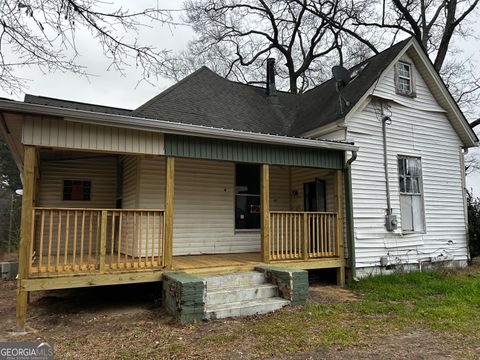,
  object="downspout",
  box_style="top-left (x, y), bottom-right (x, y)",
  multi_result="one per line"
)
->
top-left (345, 150), bottom-right (358, 281)
top-left (382, 115), bottom-right (392, 215)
